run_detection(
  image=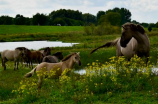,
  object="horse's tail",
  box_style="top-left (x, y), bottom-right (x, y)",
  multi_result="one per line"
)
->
top-left (90, 38), bottom-right (120, 56)
top-left (24, 66), bottom-right (37, 78)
